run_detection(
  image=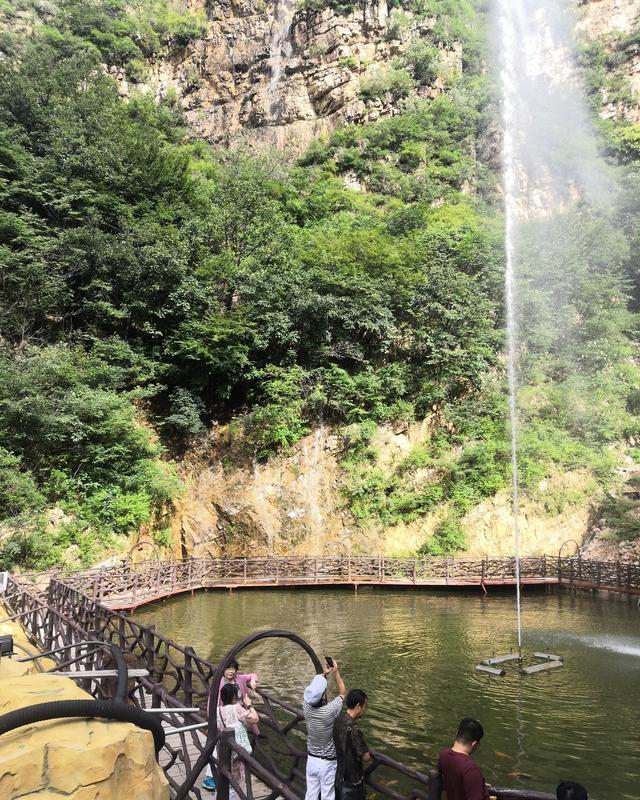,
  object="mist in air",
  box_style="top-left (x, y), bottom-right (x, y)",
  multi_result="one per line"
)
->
top-left (492, 0), bottom-right (626, 404)
top-left (490, 0), bottom-right (630, 603)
